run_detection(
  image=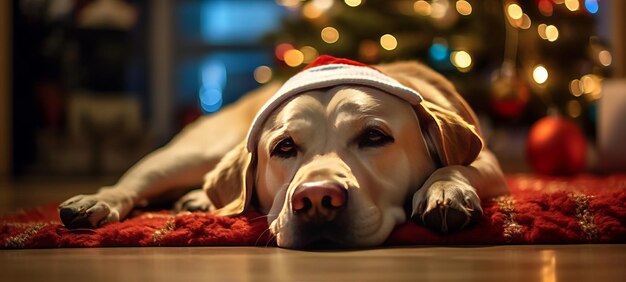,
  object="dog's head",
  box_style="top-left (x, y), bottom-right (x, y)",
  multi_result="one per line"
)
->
top-left (203, 57), bottom-right (482, 248)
